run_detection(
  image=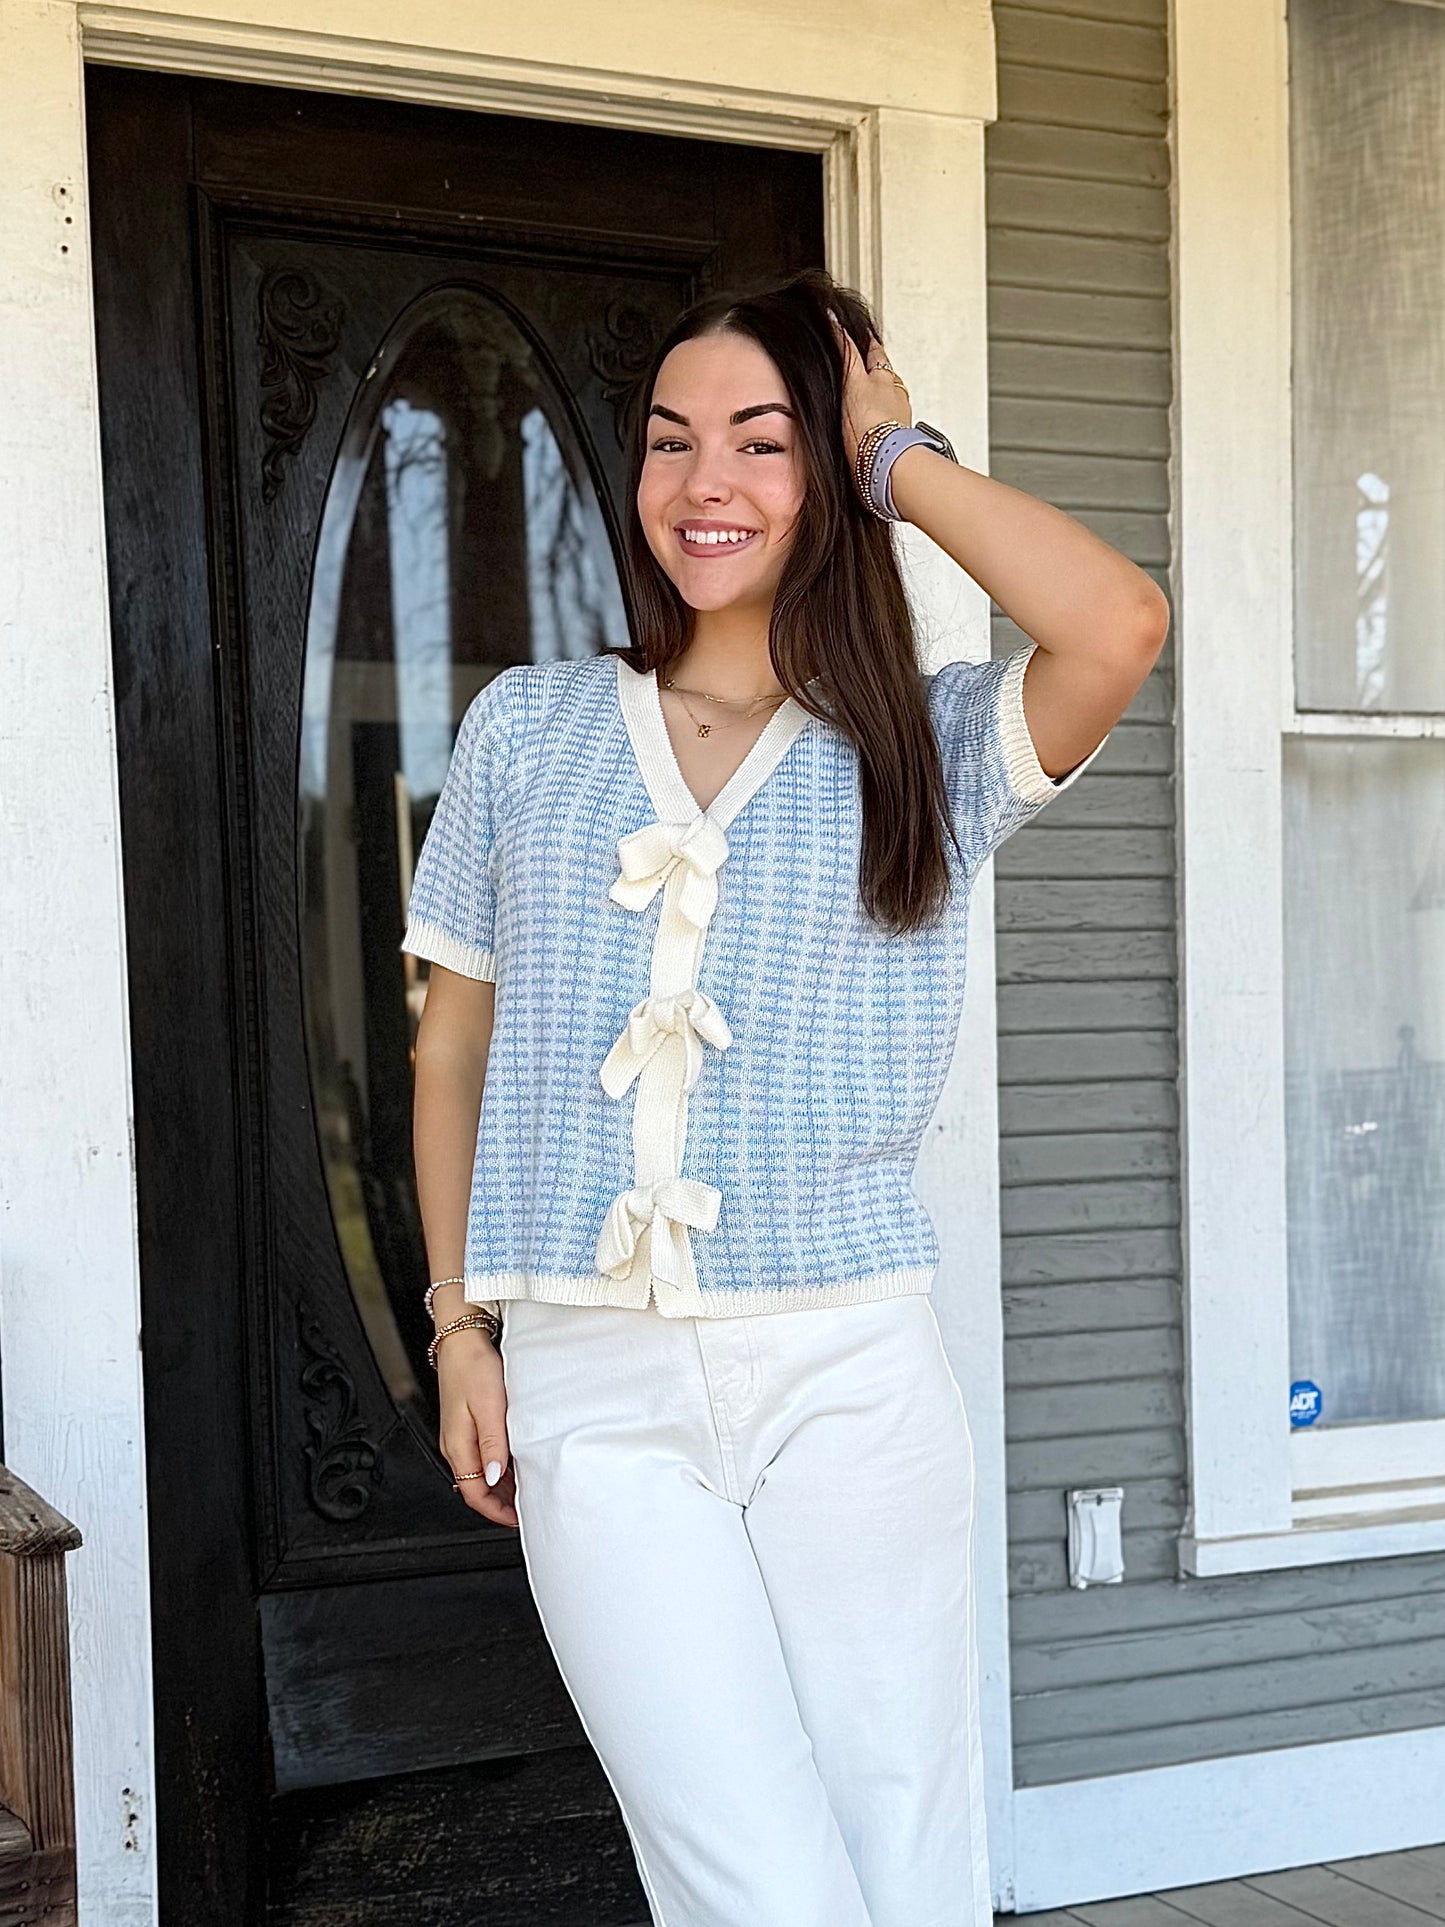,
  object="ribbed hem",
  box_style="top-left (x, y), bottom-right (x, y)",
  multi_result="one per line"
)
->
top-left (997, 643), bottom-right (1110, 803)
top-left (465, 1265), bottom-right (936, 1319)
top-left (400, 918), bottom-right (496, 982)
